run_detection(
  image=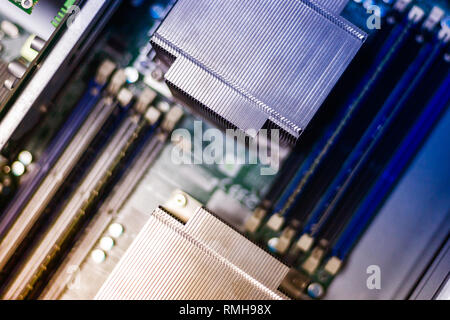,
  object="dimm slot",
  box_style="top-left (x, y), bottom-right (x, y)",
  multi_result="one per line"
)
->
top-left (1, 113), bottom-right (145, 299)
top-left (286, 32), bottom-right (426, 228)
top-left (277, 30), bottom-right (426, 259)
top-left (331, 70), bottom-right (450, 262)
top-left (319, 51), bottom-right (450, 245)
top-left (37, 115), bottom-right (166, 300)
top-left (0, 80), bottom-right (105, 239)
top-left (300, 36), bottom-right (446, 243)
top-left (268, 13), bottom-right (419, 225)
top-left (0, 97), bottom-right (118, 275)
top-left (40, 113), bottom-right (182, 300)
